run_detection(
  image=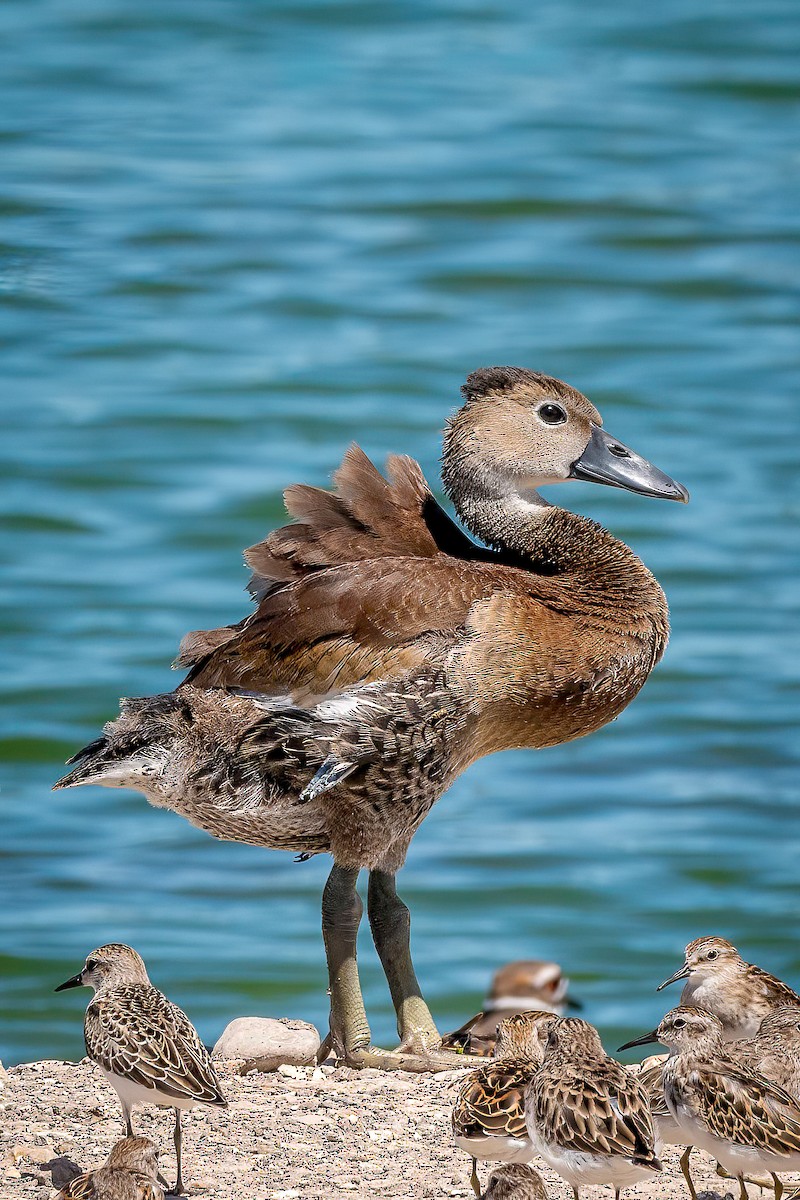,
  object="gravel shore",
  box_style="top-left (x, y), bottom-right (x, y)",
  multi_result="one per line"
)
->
top-left (1, 1057), bottom-right (741, 1199)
